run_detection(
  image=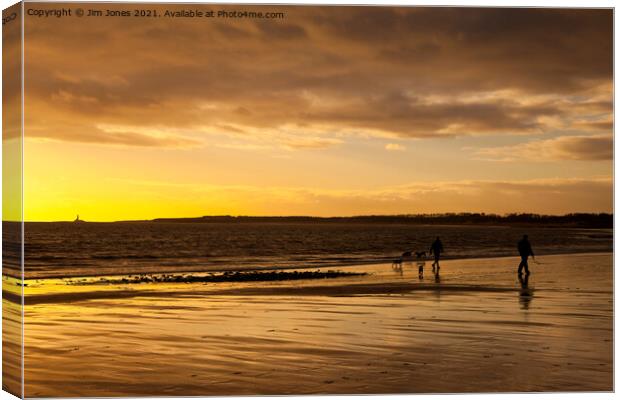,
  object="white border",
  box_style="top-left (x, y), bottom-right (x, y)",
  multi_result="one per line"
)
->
top-left (0, 1), bottom-right (616, 400)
